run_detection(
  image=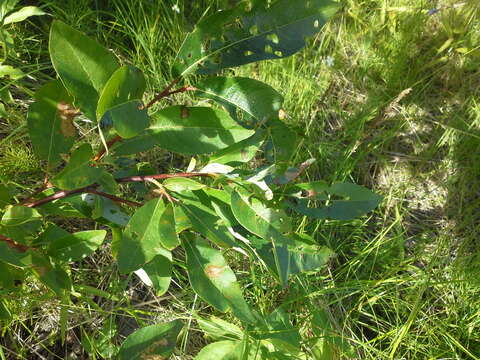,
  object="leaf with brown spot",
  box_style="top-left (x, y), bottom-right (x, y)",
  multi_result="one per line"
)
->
top-left (118, 320), bottom-right (183, 360)
top-left (182, 234), bottom-right (257, 324)
top-left (27, 80), bottom-right (77, 166)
